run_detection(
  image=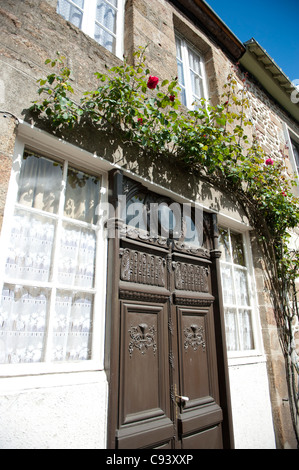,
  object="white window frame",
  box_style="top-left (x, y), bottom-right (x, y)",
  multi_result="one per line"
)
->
top-left (175, 32), bottom-right (208, 109)
top-left (219, 225), bottom-right (263, 359)
top-left (292, 140), bottom-right (299, 175)
top-left (57, 0), bottom-right (124, 59)
top-left (0, 123), bottom-right (110, 377)
top-left (283, 124), bottom-right (299, 193)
